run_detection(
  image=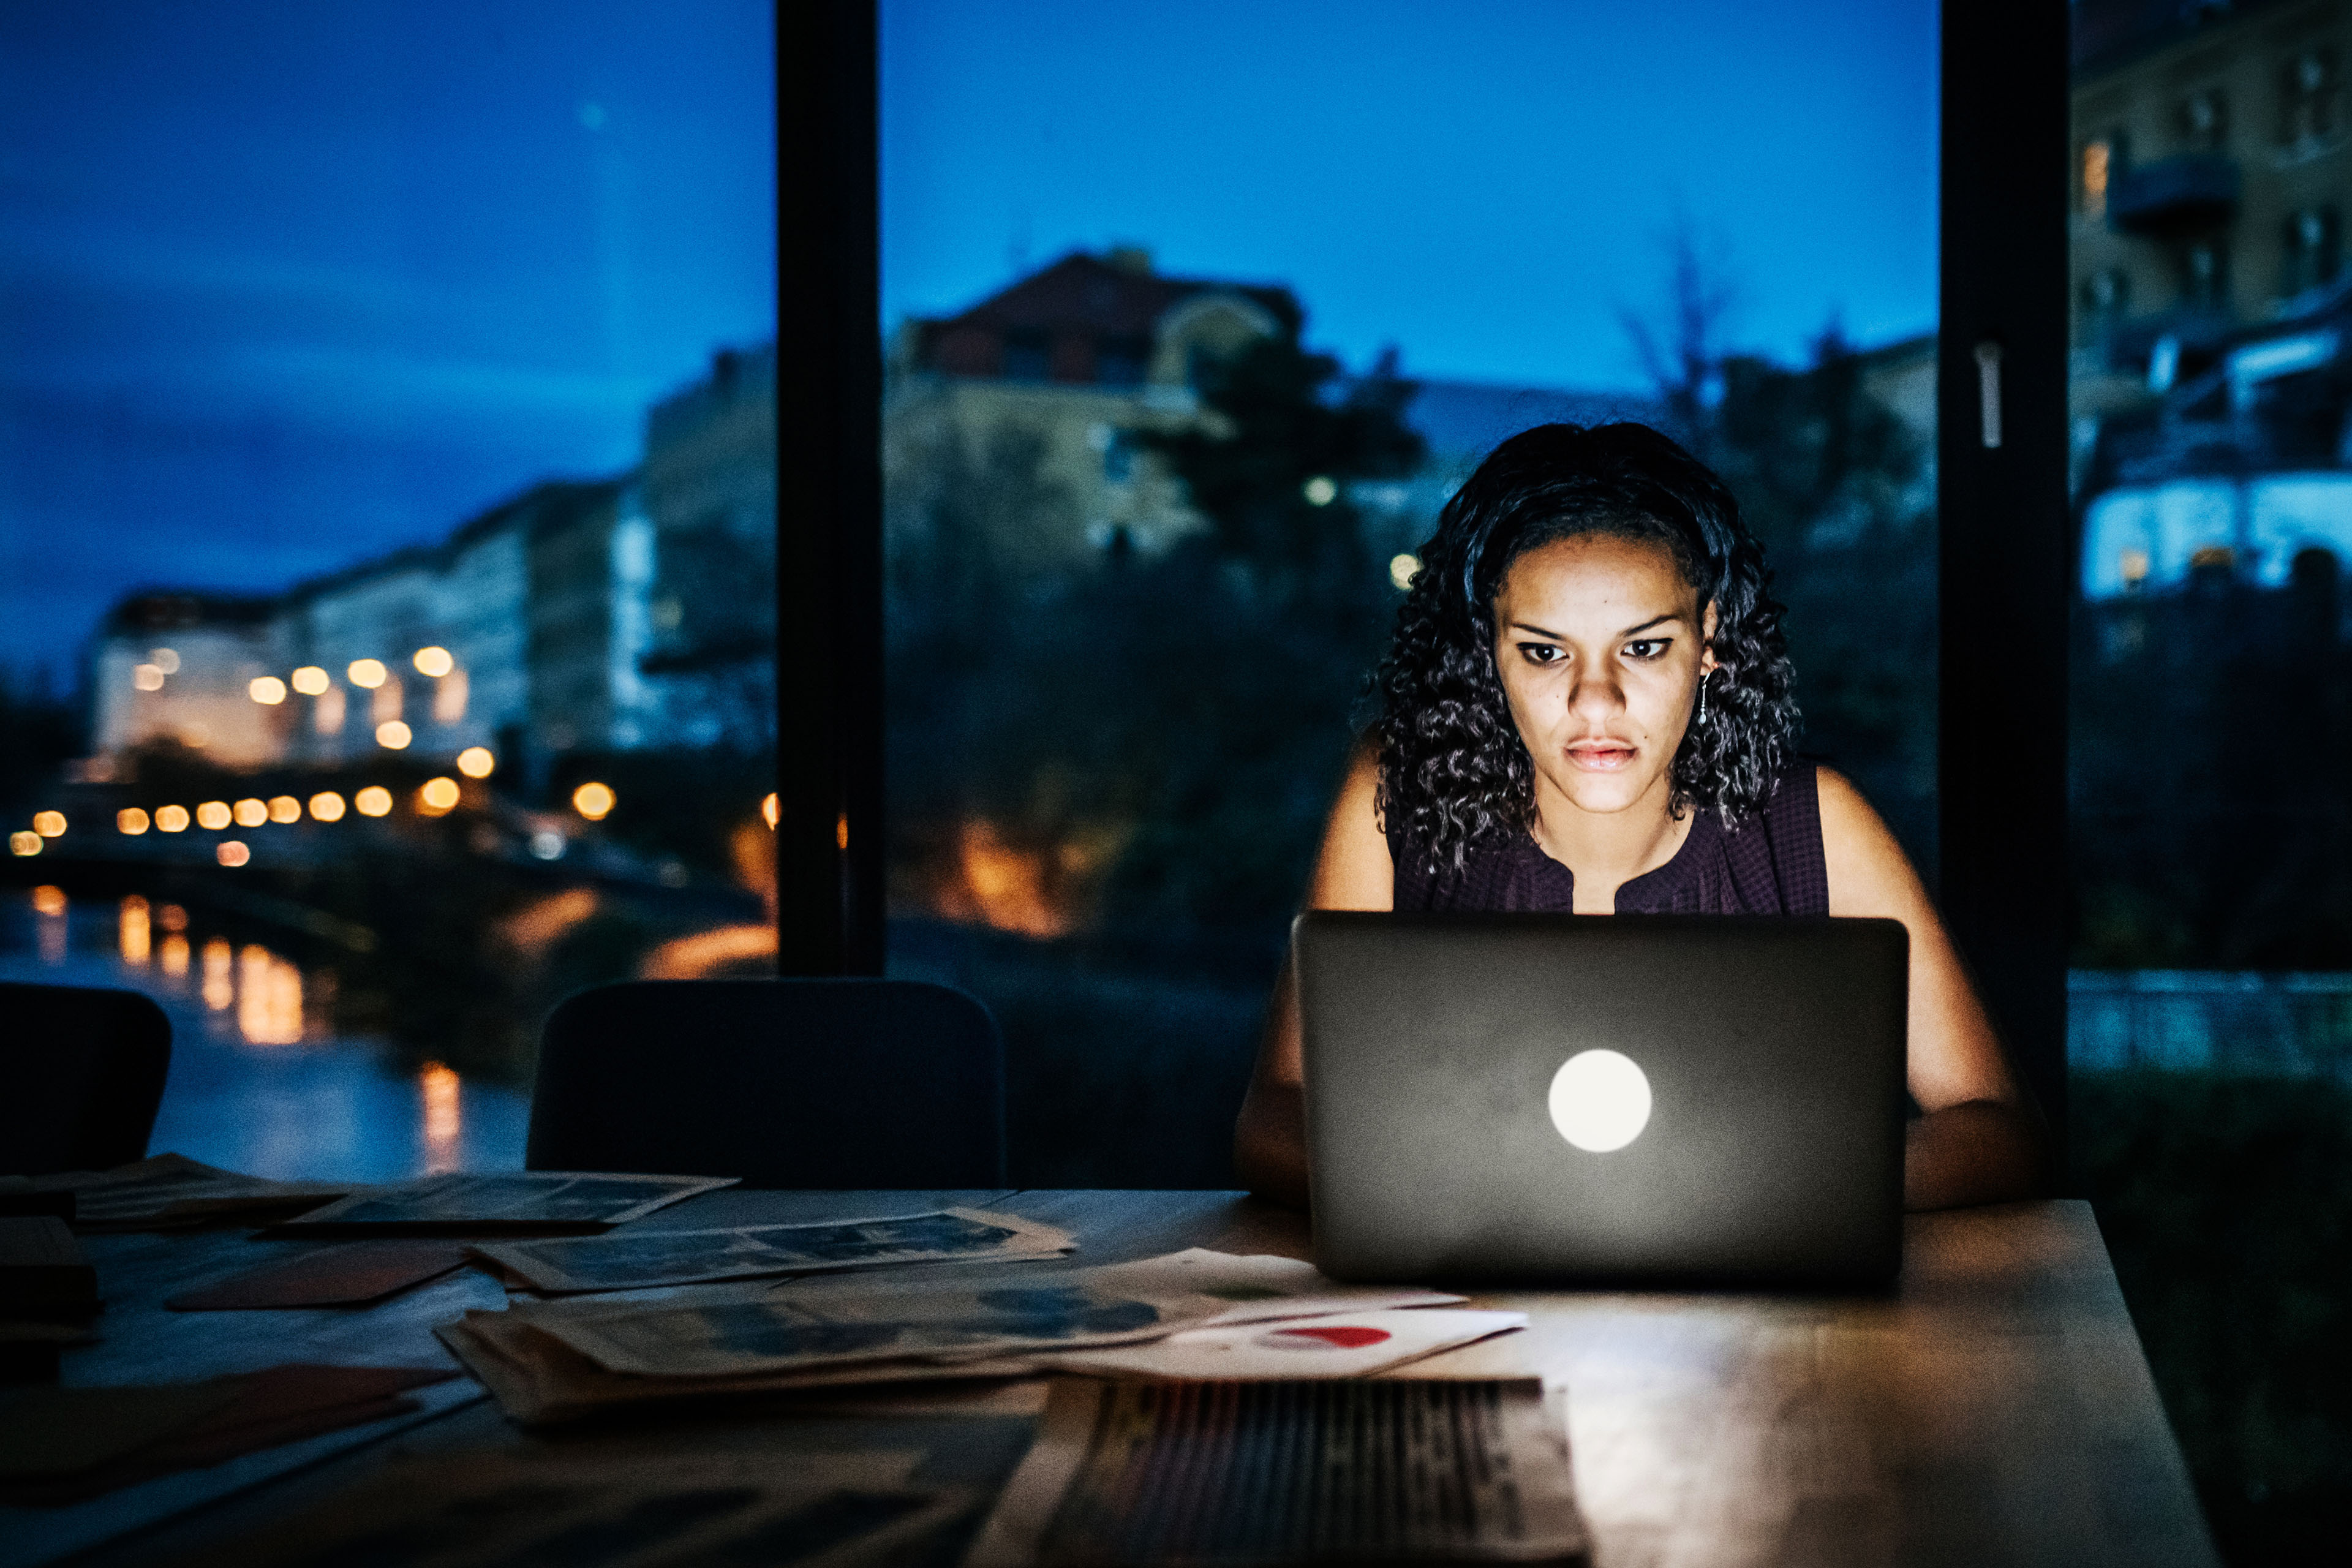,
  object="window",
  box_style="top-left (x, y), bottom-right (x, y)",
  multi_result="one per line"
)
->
top-left (883, 3), bottom-right (1938, 1187)
top-left (1000, 328), bottom-right (1052, 381)
top-left (2281, 206), bottom-right (2341, 297)
top-left (2178, 87), bottom-right (2228, 150)
top-left (2179, 238), bottom-right (2229, 309)
top-left (2081, 137), bottom-right (2113, 220)
top-left (2073, 5), bottom-right (2352, 1551)
top-left (0, 4), bottom-right (779, 1181)
top-left (2278, 45), bottom-right (2340, 144)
